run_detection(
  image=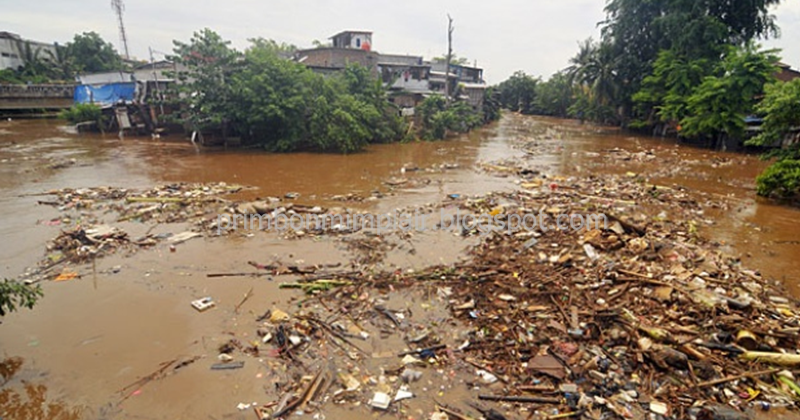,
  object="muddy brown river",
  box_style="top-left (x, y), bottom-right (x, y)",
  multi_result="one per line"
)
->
top-left (0, 113), bottom-right (798, 419)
